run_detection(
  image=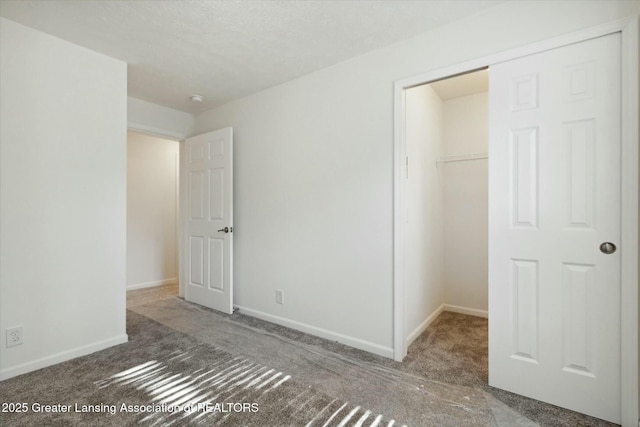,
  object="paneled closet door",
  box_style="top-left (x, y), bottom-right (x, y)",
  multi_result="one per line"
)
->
top-left (488, 33), bottom-right (621, 423)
